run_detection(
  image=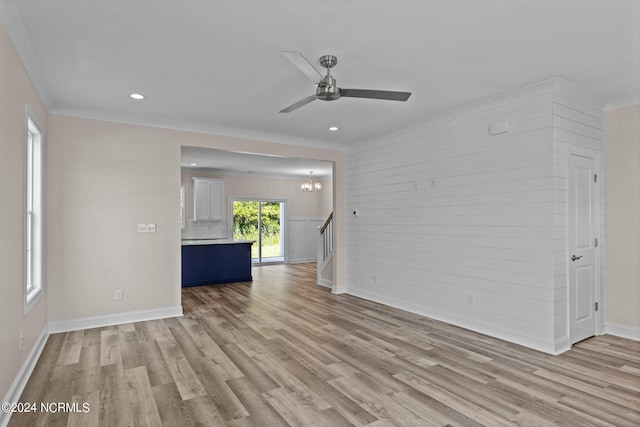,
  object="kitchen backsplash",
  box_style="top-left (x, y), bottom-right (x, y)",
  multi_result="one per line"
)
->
top-left (181, 219), bottom-right (227, 240)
